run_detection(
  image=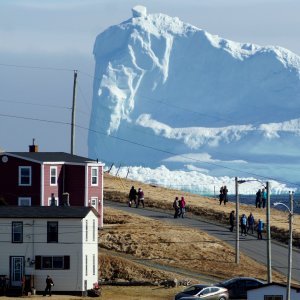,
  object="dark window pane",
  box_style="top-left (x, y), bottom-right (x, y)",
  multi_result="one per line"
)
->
top-left (47, 222), bottom-right (58, 243)
top-left (42, 256), bottom-right (52, 269)
top-left (53, 257), bottom-right (63, 269)
top-left (12, 222), bottom-right (23, 243)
